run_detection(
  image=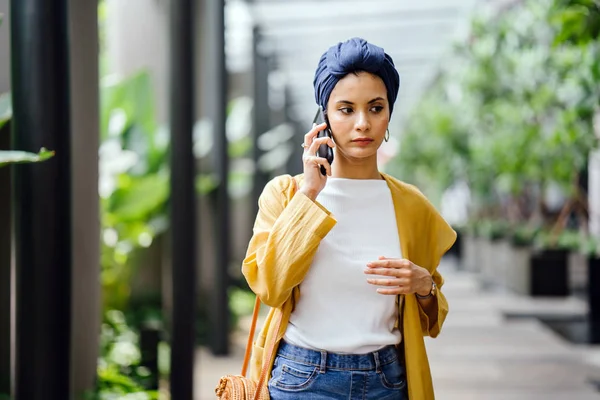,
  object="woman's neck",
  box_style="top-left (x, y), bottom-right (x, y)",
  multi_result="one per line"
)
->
top-left (330, 153), bottom-right (382, 180)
